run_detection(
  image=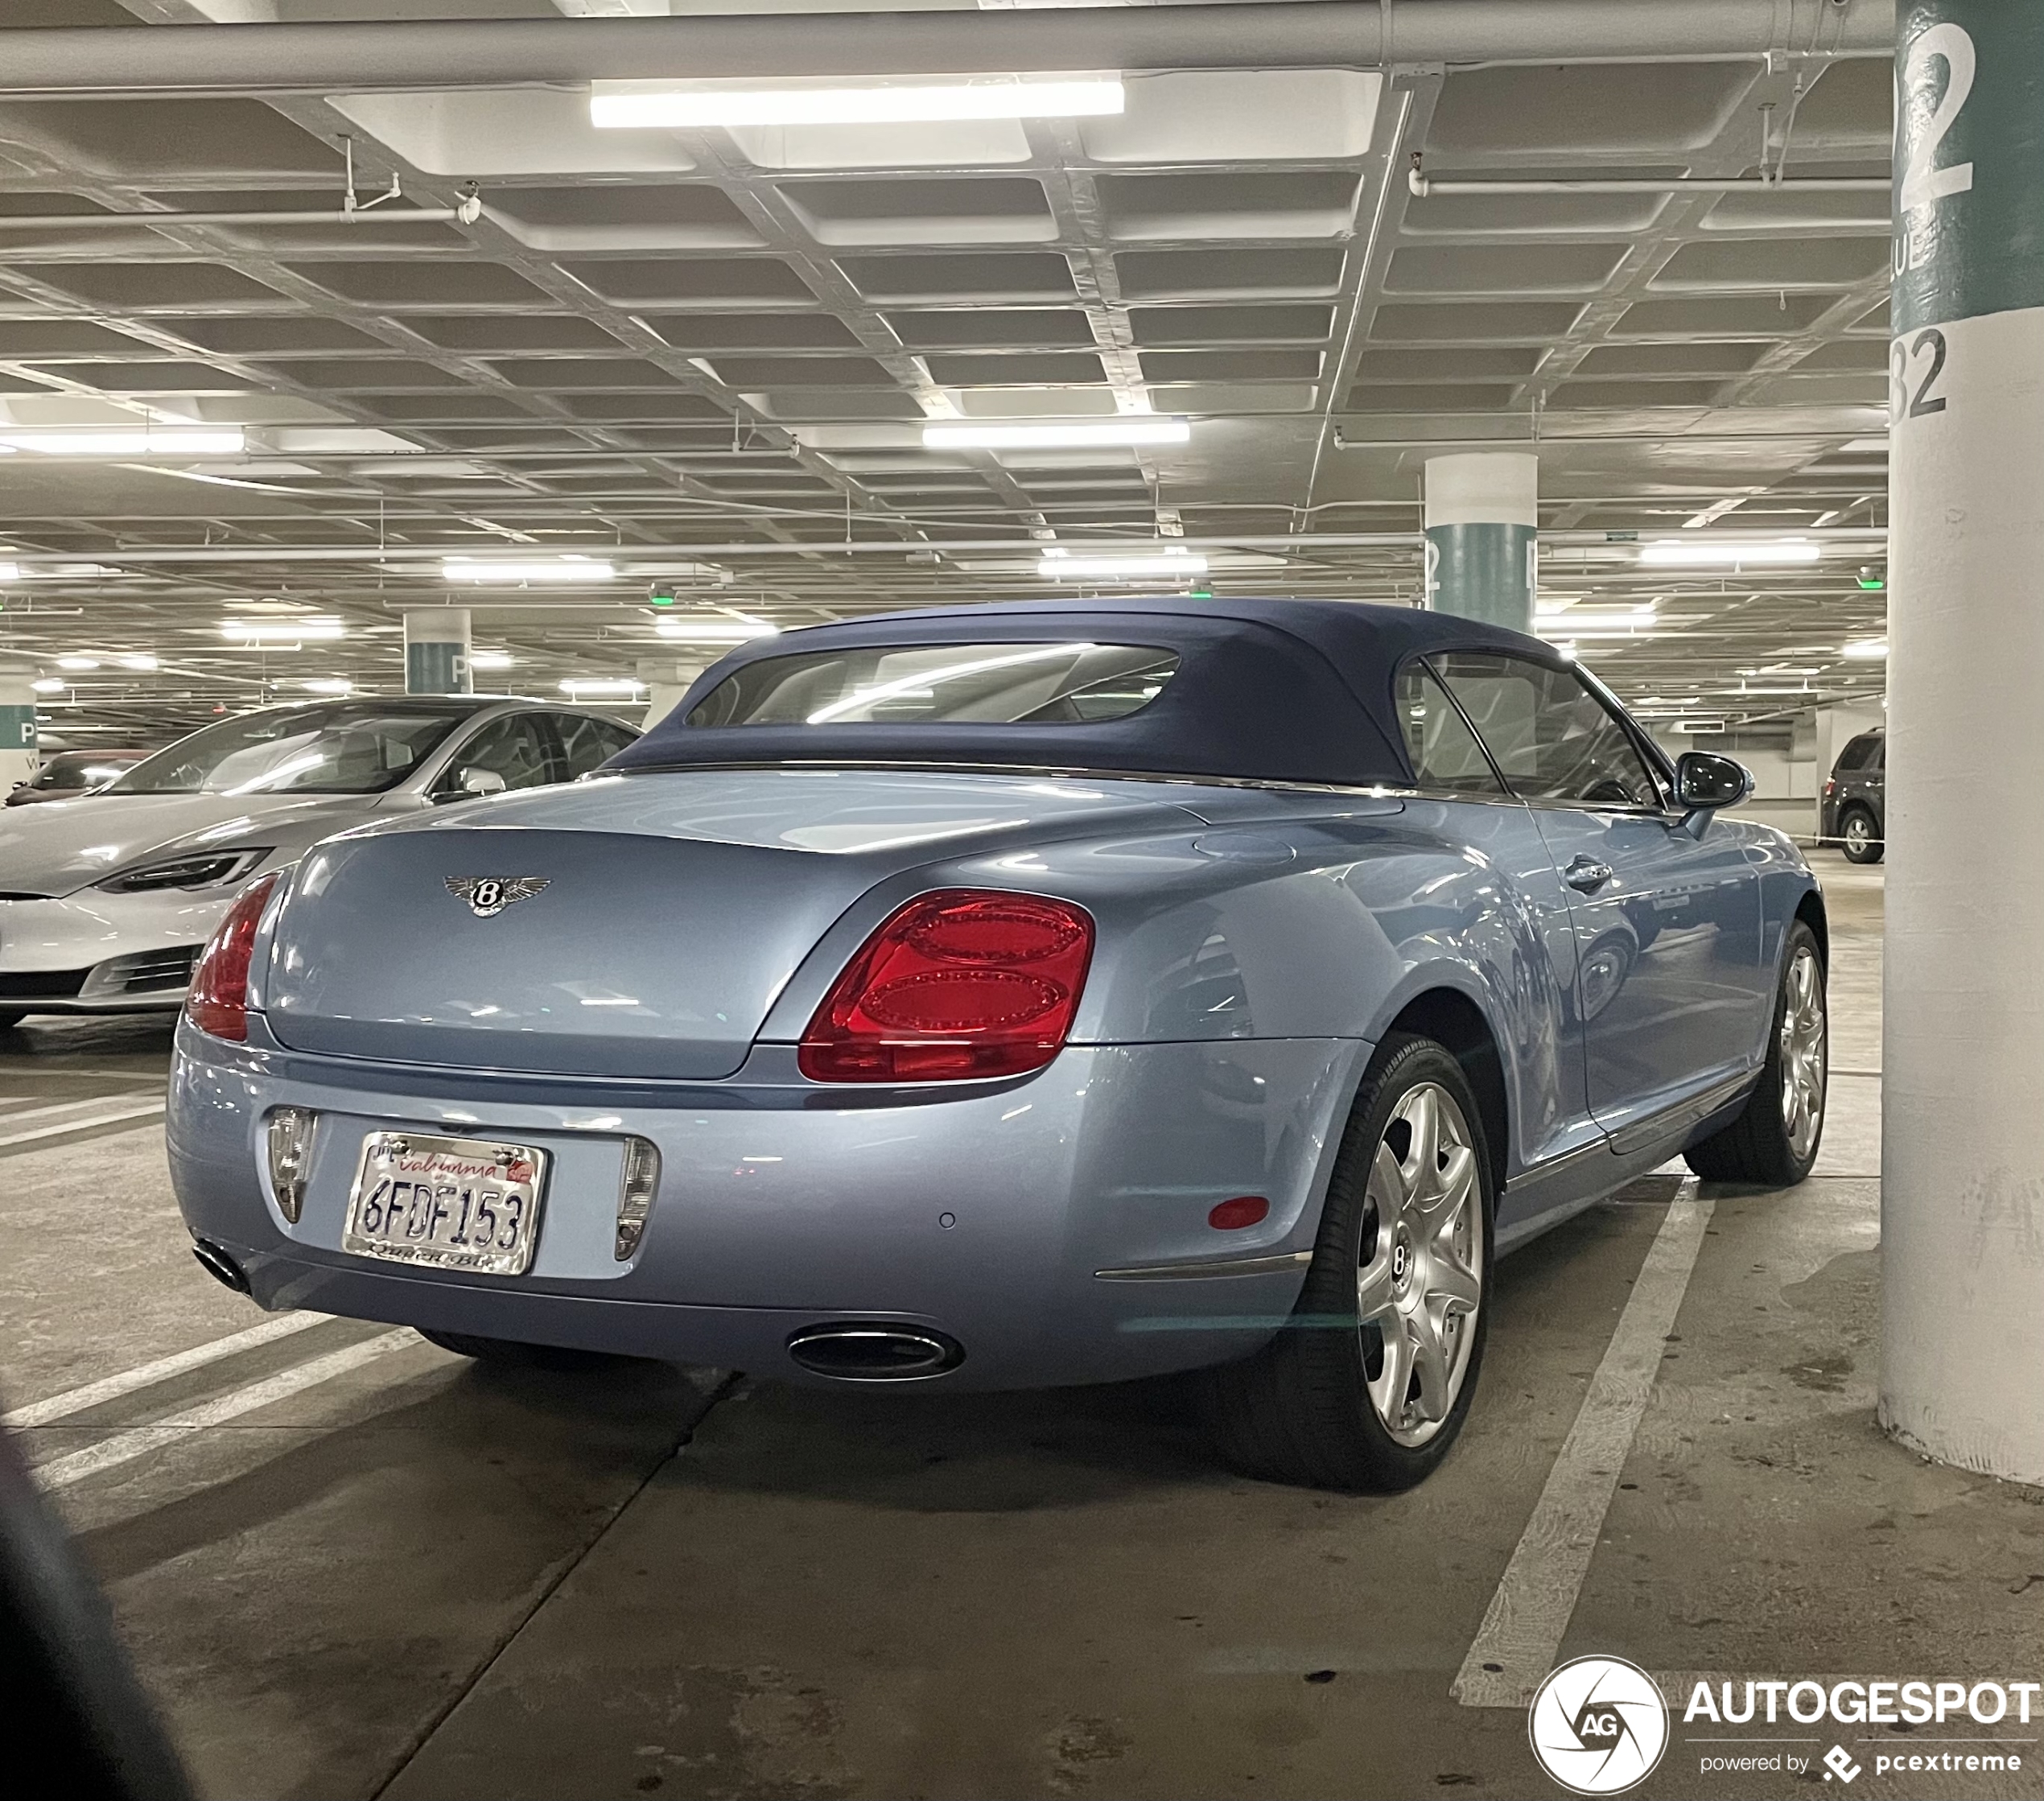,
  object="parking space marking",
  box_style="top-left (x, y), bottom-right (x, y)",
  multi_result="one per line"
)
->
top-left (1453, 1191), bottom-right (1715, 1709)
top-left (0, 1098), bottom-right (164, 1148)
top-left (29, 1329), bottom-right (421, 1493)
top-left (4, 1312), bottom-right (332, 1430)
